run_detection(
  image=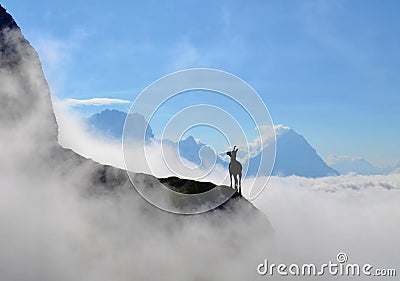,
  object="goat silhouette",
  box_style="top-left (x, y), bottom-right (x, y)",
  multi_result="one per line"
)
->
top-left (227, 146), bottom-right (242, 195)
